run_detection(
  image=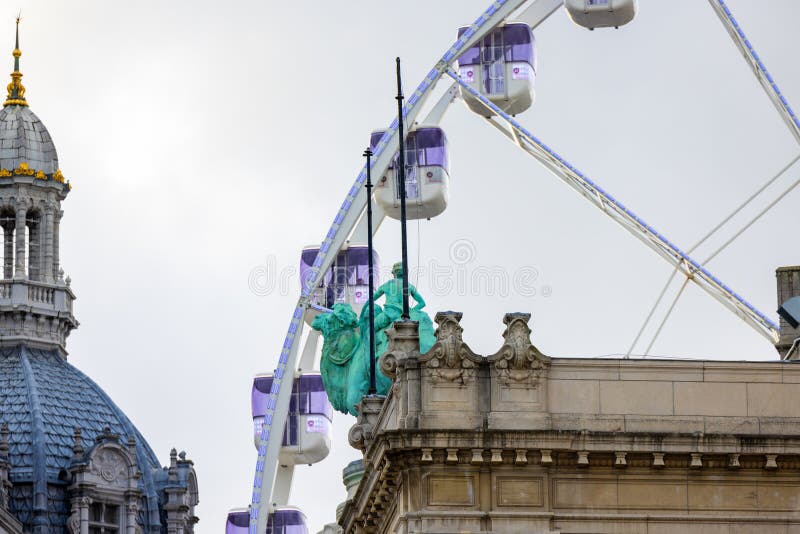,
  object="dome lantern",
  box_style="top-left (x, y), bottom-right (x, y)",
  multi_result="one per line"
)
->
top-left (4, 16), bottom-right (27, 108)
